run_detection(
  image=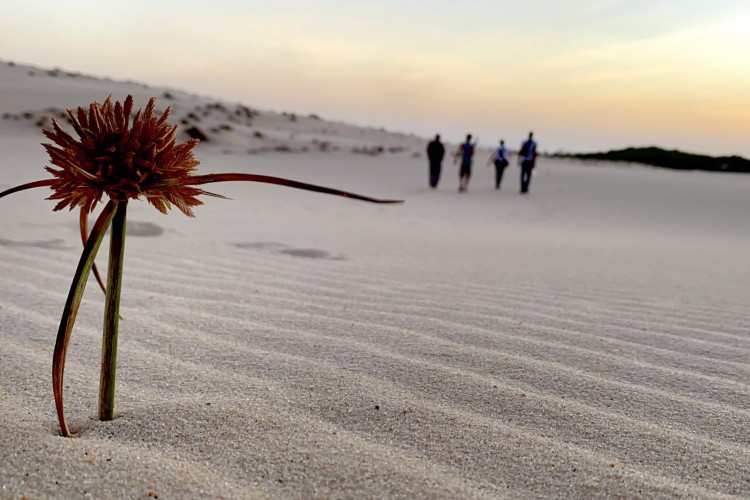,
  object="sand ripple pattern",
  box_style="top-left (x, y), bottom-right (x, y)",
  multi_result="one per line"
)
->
top-left (2, 238), bottom-right (748, 499)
